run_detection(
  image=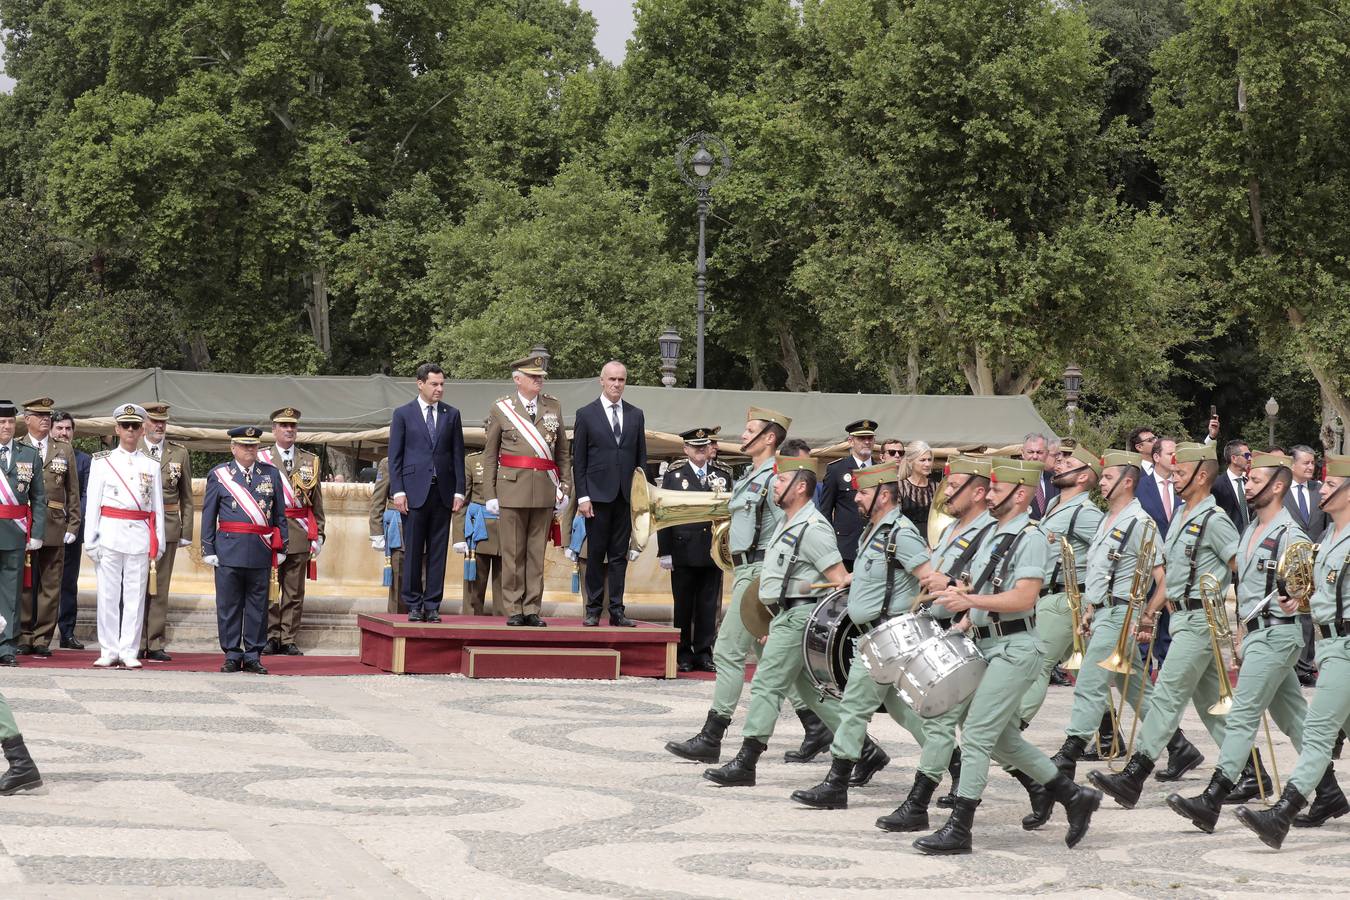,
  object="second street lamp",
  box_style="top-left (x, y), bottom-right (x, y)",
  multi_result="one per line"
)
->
top-left (676, 132), bottom-right (731, 390)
